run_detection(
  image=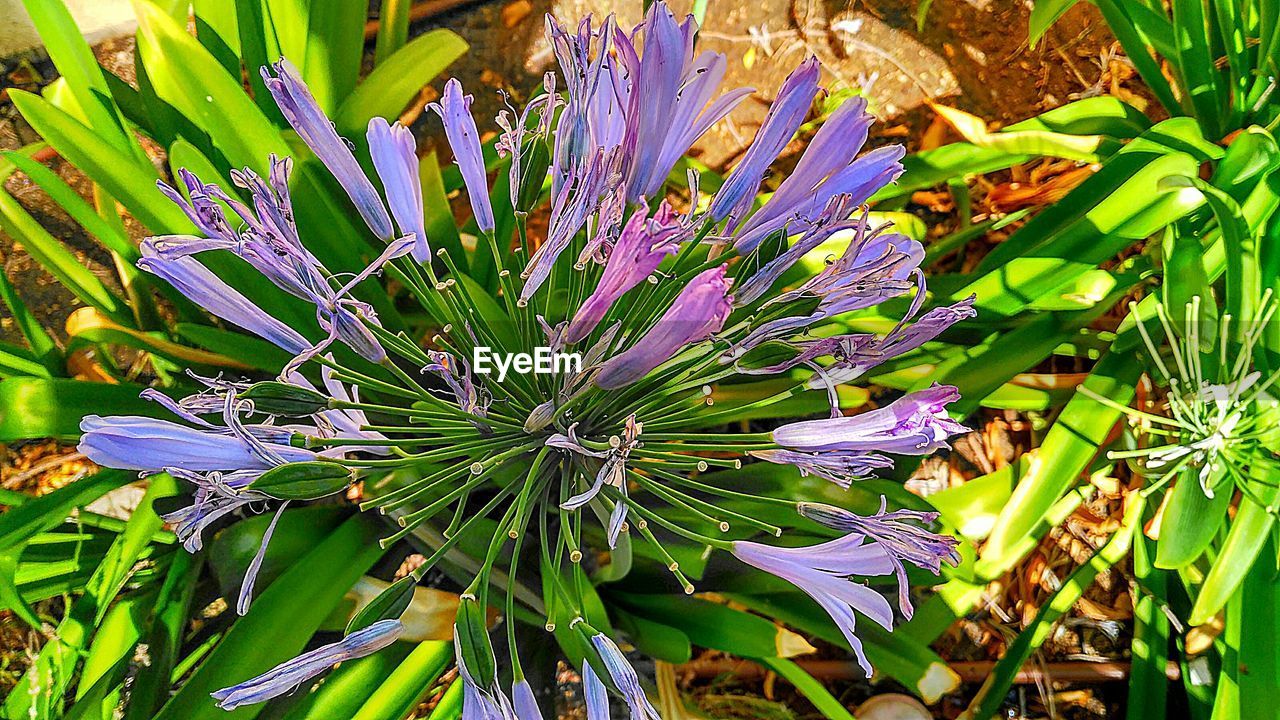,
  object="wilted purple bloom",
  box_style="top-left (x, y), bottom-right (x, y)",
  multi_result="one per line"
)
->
top-left (732, 98), bottom-right (906, 253)
top-left (799, 498), bottom-right (961, 617)
top-left (160, 468), bottom-right (267, 552)
top-left (581, 661), bottom-right (609, 720)
top-left (424, 350), bottom-right (490, 419)
top-left (496, 74), bottom-right (558, 210)
top-left (555, 416), bottom-right (641, 547)
top-left (708, 57), bottom-right (820, 229)
top-left (735, 218), bottom-right (924, 353)
top-left (590, 634), bottom-right (660, 720)
top-left (453, 628), bottom-right (515, 719)
top-left (815, 295), bottom-right (977, 386)
top-left (732, 534), bottom-right (895, 675)
top-left (237, 500), bottom-right (289, 615)
top-left (138, 244), bottom-right (310, 355)
top-left (565, 202), bottom-right (686, 343)
top-left (212, 619), bottom-right (403, 709)
top-left (596, 265), bottom-right (733, 389)
top-left (78, 415), bottom-right (314, 471)
top-left (367, 117), bottom-right (430, 262)
top-left (261, 59), bottom-right (393, 241)
top-left (546, 14), bottom-right (620, 194)
top-left (429, 79), bottom-right (495, 234)
top-left (773, 384), bottom-right (967, 455)
top-left (512, 679), bottom-right (543, 720)
top-left (521, 148), bottom-right (623, 303)
top-left (150, 159), bottom-right (414, 370)
top-left (614, 3), bottom-right (753, 201)
top-left (733, 194), bottom-right (861, 307)
top-left (748, 449), bottom-right (894, 488)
